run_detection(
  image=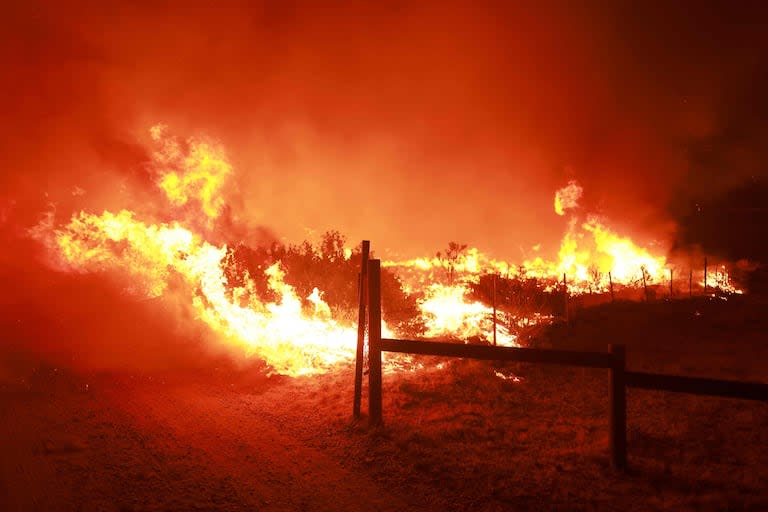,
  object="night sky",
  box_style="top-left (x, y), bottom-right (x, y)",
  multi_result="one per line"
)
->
top-left (2, 1), bottom-right (766, 261)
